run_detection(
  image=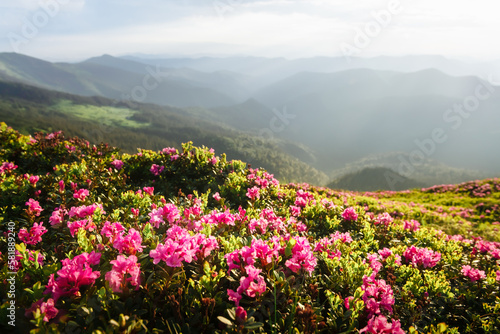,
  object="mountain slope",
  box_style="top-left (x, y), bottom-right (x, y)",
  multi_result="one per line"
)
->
top-left (250, 68), bottom-right (500, 172)
top-left (327, 167), bottom-right (425, 191)
top-left (0, 53), bottom-right (237, 108)
top-left (0, 79), bottom-right (328, 185)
